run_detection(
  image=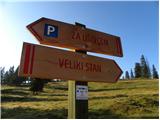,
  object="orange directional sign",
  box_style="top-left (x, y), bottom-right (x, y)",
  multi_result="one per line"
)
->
top-left (27, 17), bottom-right (123, 57)
top-left (18, 42), bottom-right (122, 83)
